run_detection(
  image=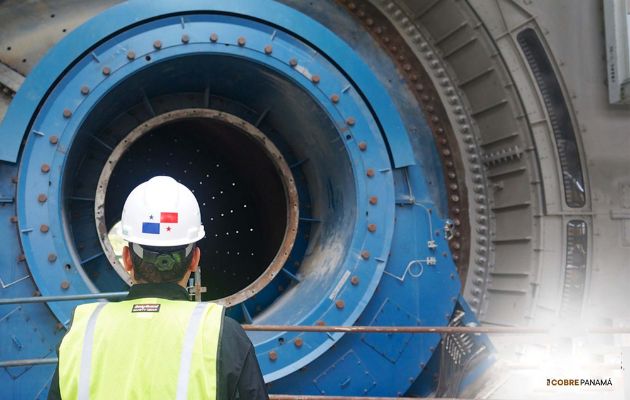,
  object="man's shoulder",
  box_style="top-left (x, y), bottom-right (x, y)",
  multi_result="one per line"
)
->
top-left (219, 315), bottom-right (253, 349)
